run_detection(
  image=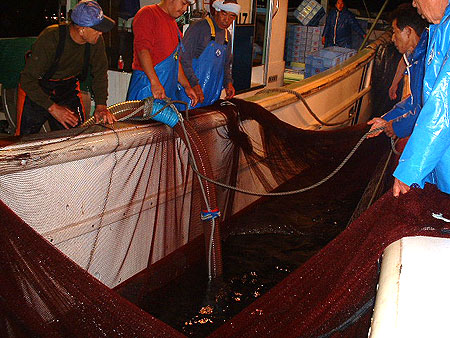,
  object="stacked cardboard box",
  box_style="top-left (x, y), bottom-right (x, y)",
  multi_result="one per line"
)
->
top-left (294, 0), bottom-right (325, 26)
top-left (285, 24), bottom-right (324, 64)
top-left (305, 46), bottom-right (356, 78)
top-left (285, 24), bottom-right (308, 63)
